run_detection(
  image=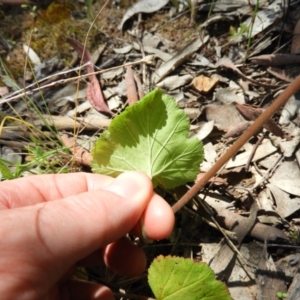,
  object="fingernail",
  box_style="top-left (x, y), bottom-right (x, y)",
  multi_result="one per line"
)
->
top-left (102, 172), bottom-right (144, 199)
top-left (140, 217), bottom-right (154, 244)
